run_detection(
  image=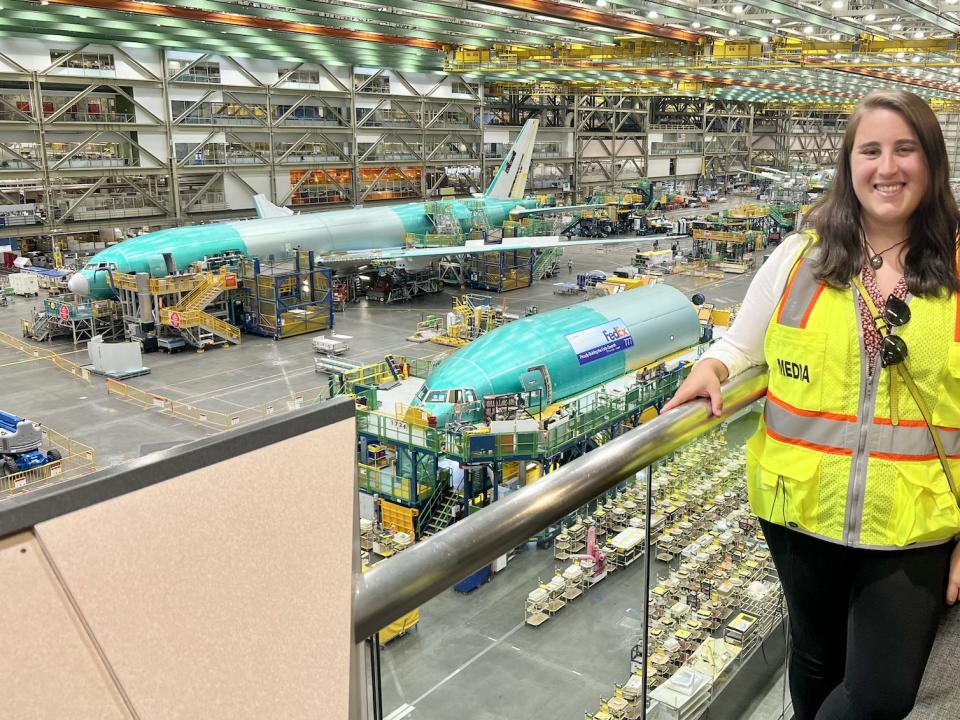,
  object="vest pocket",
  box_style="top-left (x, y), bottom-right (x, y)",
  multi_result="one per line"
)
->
top-left (746, 432), bottom-right (824, 533)
top-left (892, 460), bottom-right (960, 545)
top-left (765, 325), bottom-right (828, 412)
top-left (932, 344), bottom-right (960, 429)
